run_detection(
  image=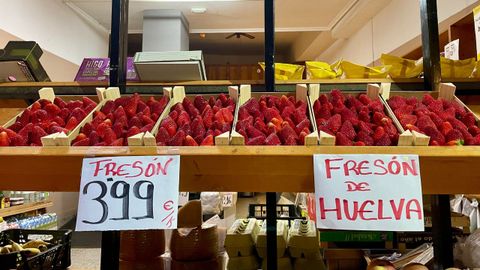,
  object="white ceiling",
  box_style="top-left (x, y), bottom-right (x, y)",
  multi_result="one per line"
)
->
top-left (65, 0), bottom-right (391, 60)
